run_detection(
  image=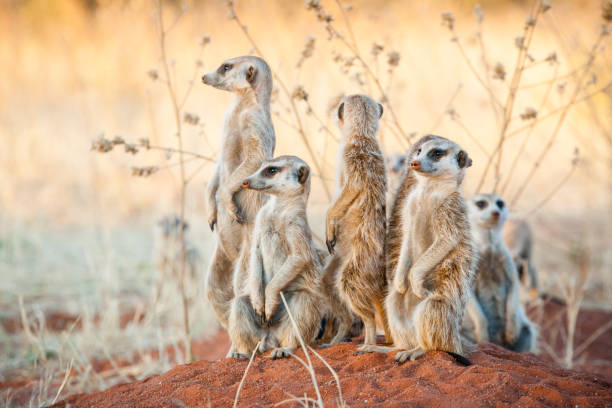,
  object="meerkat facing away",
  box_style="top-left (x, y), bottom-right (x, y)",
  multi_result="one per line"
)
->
top-left (503, 218), bottom-right (539, 299)
top-left (466, 194), bottom-right (537, 352)
top-left (324, 94), bottom-right (391, 349)
top-left (201, 56), bottom-right (275, 328)
top-left (366, 135), bottom-right (475, 364)
top-left (152, 215), bottom-right (201, 306)
top-left (228, 156), bottom-right (325, 359)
